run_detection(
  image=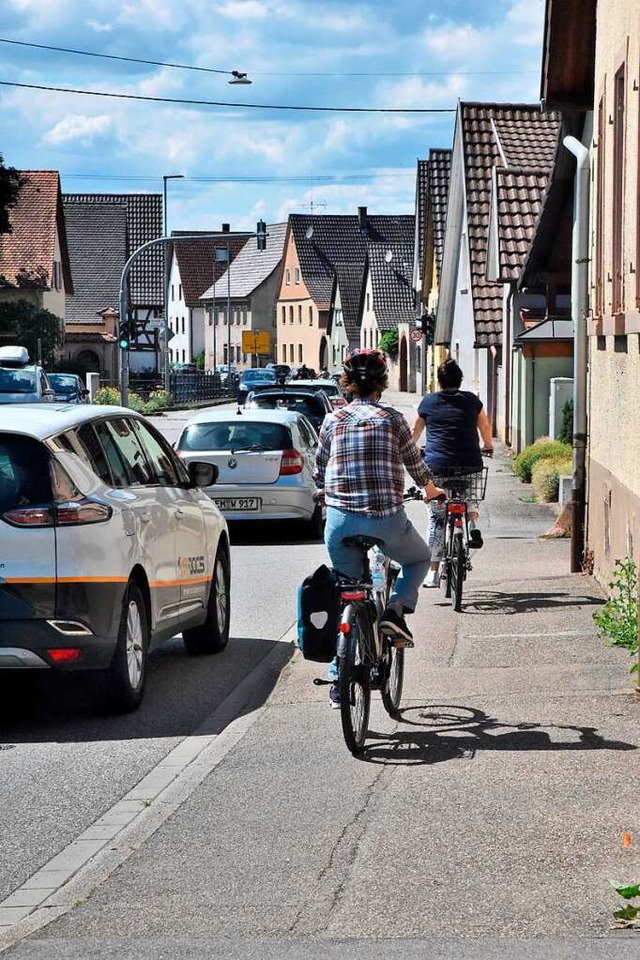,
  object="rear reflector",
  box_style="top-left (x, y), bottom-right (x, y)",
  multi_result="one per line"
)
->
top-left (2, 506), bottom-right (55, 527)
top-left (279, 448), bottom-right (304, 475)
top-left (447, 502), bottom-right (467, 515)
top-left (341, 590), bottom-right (366, 601)
top-left (47, 648), bottom-right (82, 663)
